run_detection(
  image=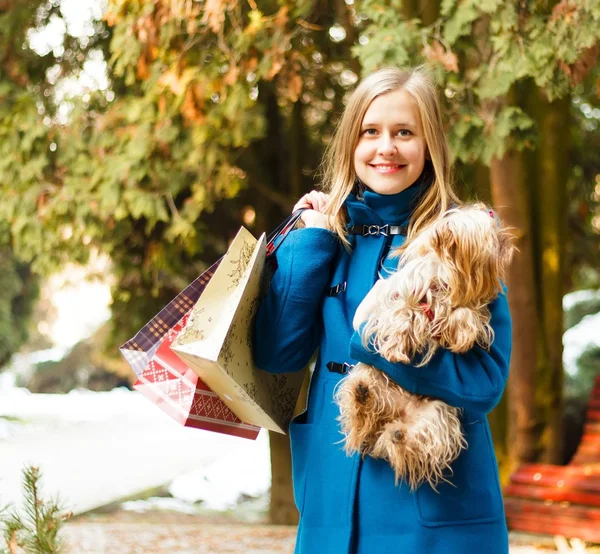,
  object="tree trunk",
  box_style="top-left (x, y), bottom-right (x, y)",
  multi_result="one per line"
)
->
top-left (488, 393), bottom-right (510, 484)
top-left (289, 100), bottom-right (305, 201)
top-left (530, 92), bottom-right (570, 463)
top-left (490, 151), bottom-right (540, 472)
top-left (470, 160), bottom-right (510, 480)
top-left (268, 431), bottom-right (299, 525)
top-left (417, 0), bottom-right (439, 25)
top-left (249, 82), bottom-right (298, 525)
